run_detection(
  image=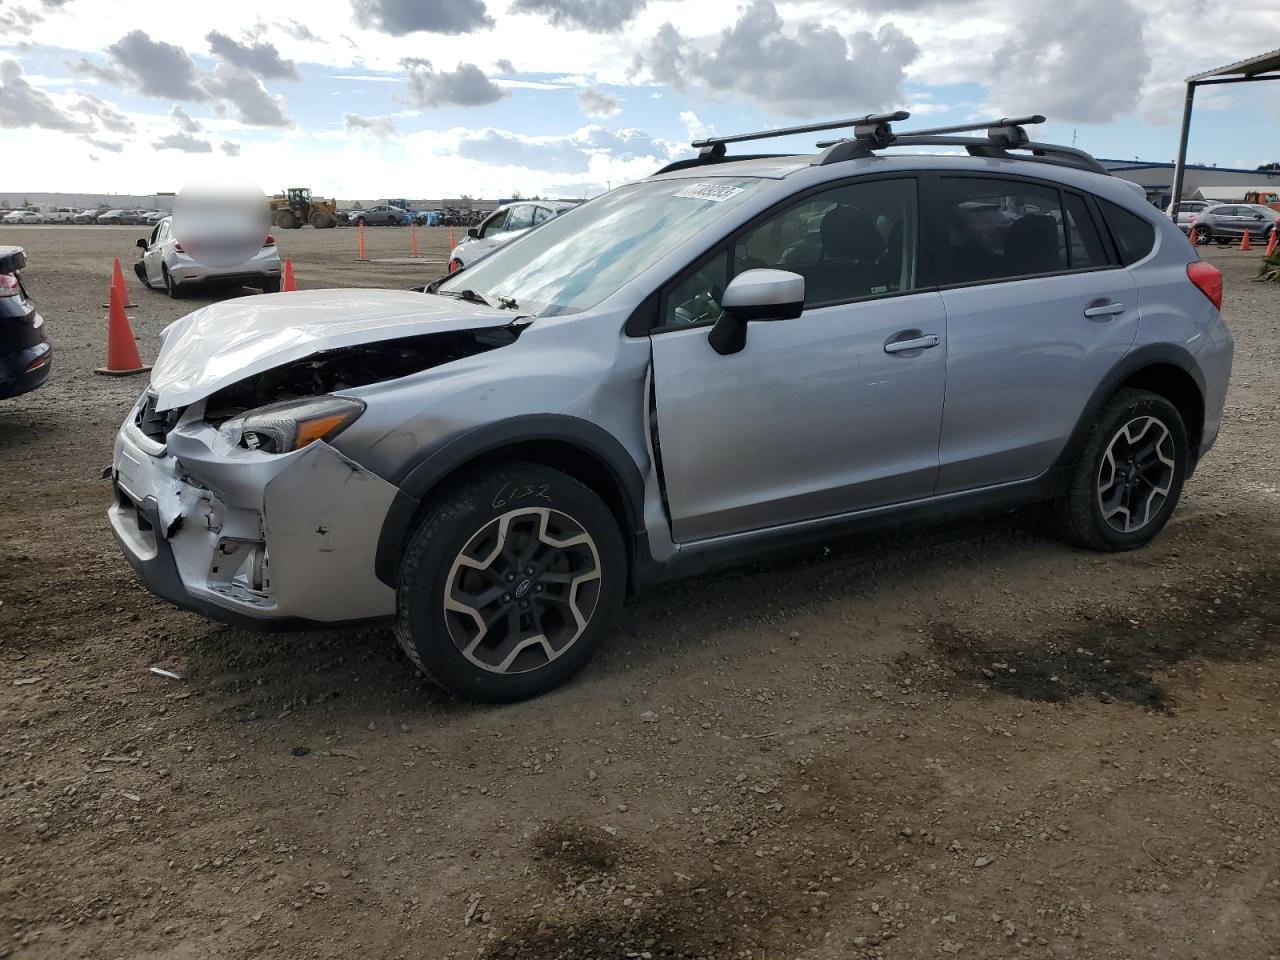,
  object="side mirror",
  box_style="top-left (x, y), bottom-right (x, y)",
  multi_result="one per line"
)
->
top-left (467, 227), bottom-right (480, 239)
top-left (136, 238), bottom-right (148, 249)
top-left (708, 269), bottom-right (805, 356)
